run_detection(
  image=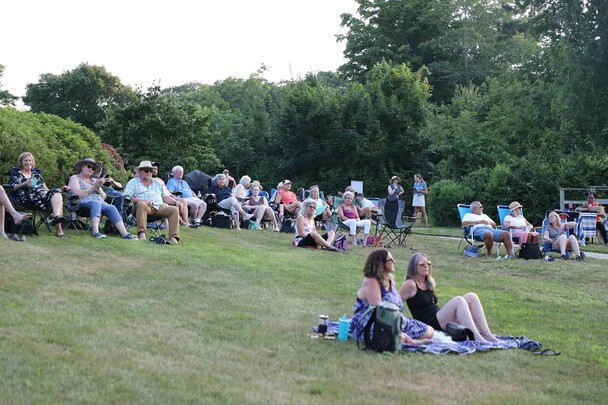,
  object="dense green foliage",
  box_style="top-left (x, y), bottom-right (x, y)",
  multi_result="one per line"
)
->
top-left (22, 63), bottom-right (136, 131)
top-left (0, 108), bottom-right (126, 185)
